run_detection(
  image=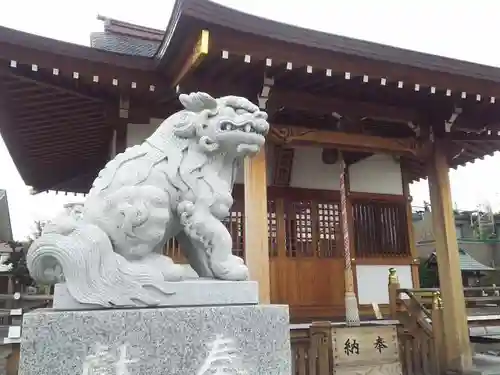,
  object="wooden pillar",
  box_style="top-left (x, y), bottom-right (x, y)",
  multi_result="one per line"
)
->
top-left (108, 95), bottom-right (129, 159)
top-left (401, 168), bottom-right (420, 287)
top-left (244, 148), bottom-right (270, 303)
top-left (427, 141), bottom-right (471, 372)
top-left (339, 152), bottom-right (360, 326)
top-left (115, 122), bottom-right (127, 154)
